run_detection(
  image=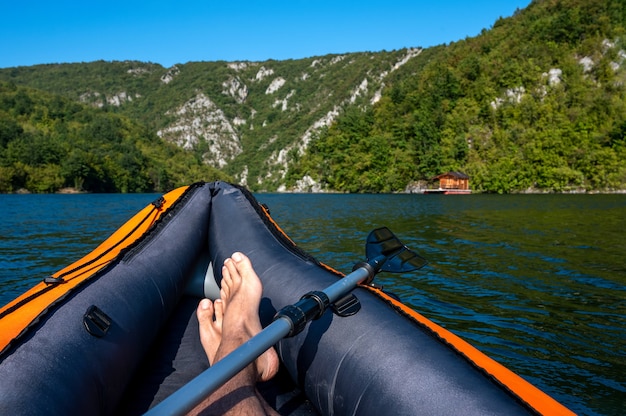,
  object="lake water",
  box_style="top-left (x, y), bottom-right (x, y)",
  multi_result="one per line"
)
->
top-left (0, 191), bottom-right (624, 416)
